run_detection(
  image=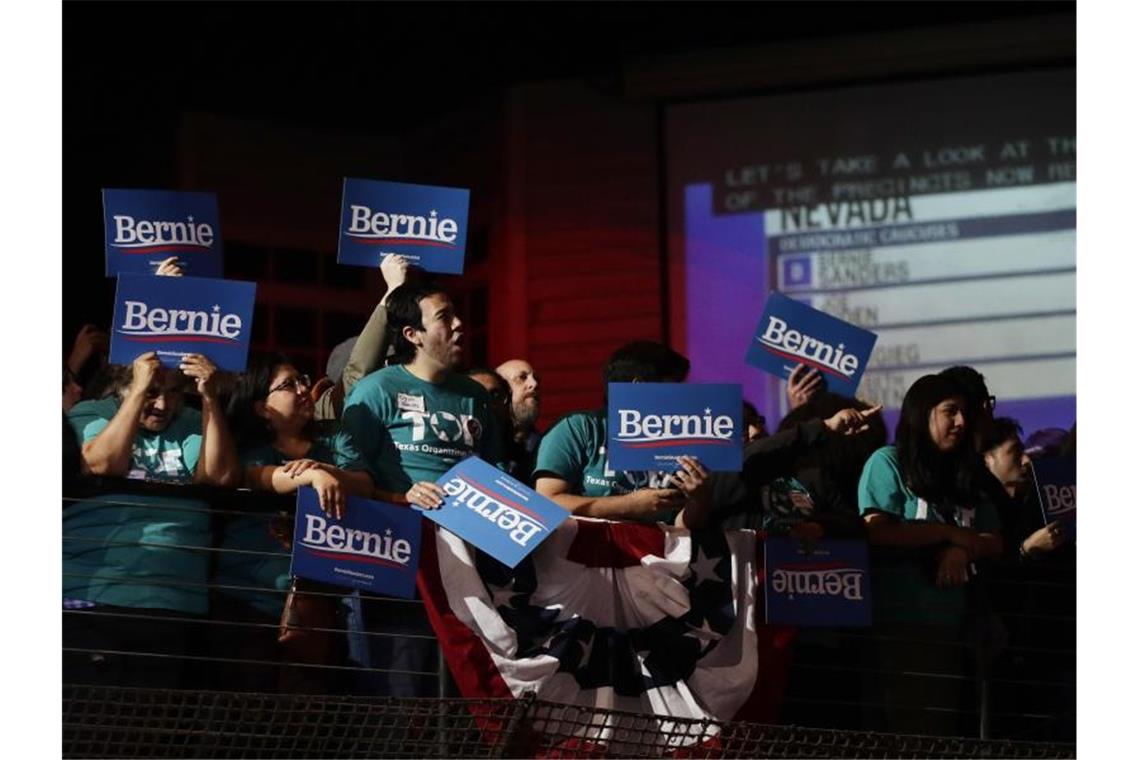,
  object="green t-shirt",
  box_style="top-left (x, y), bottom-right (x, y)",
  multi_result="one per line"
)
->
top-left (533, 410), bottom-right (675, 524)
top-left (63, 398), bottom-right (210, 614)
top-left (214, 425), bottom-right (366, 618)
top-left (342, 365), bottom-right (505, 492)
top-left (858, 445), bottom-right (1002, 626)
